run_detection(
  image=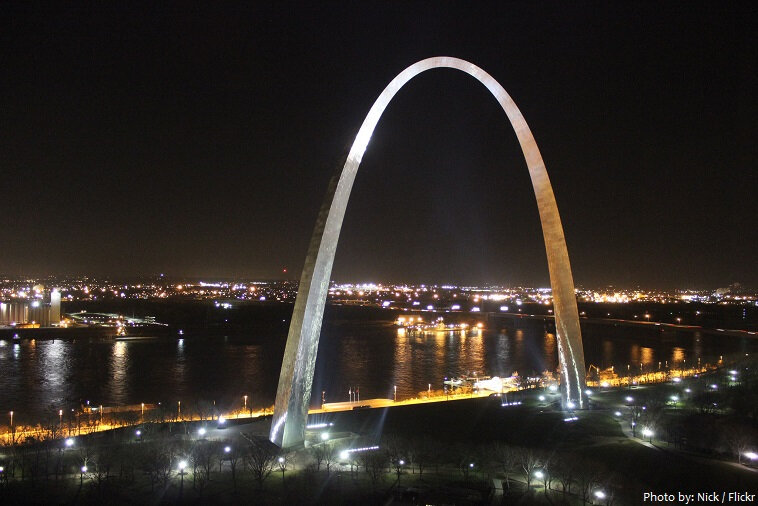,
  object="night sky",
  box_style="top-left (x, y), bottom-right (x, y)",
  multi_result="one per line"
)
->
top-left (2, 3), bottom-right (756, 289)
